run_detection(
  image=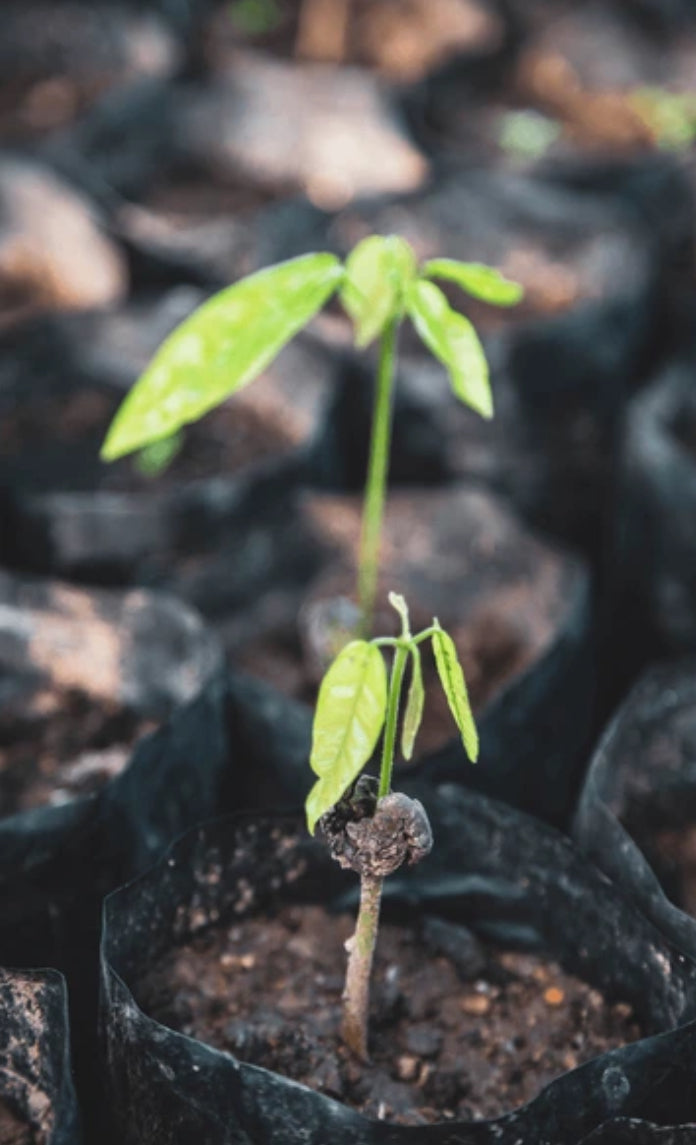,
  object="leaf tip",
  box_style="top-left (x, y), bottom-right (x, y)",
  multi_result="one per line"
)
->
top-left (99, 430), bottom-right (126, 463)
